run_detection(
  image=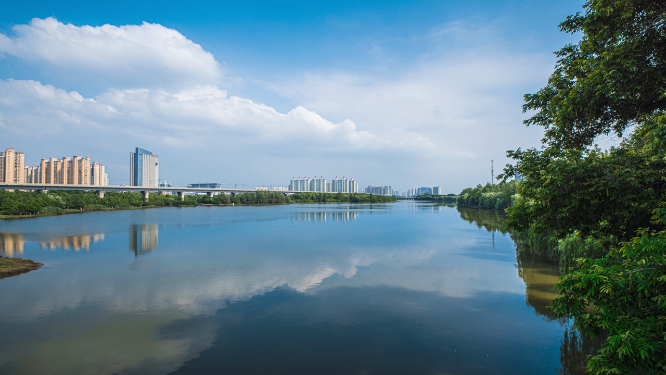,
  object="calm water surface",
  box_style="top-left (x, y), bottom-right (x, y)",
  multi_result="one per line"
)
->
top-left (0, 201), bottom-right (589, 374)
